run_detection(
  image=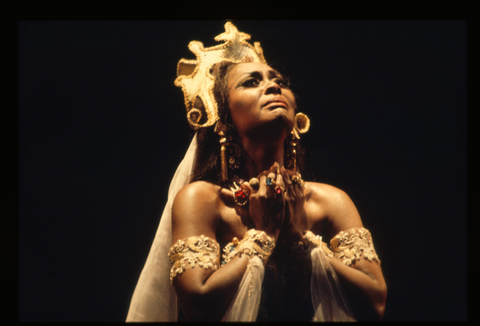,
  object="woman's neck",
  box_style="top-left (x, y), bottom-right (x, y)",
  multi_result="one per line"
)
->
top-left (237, 137), bottom-right (285, 180)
